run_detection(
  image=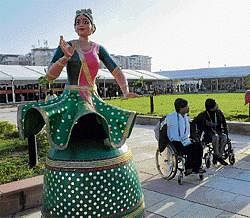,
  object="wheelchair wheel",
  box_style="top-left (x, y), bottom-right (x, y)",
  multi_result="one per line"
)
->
top-left (229, 153), bottom-right (235, 165)
top-left (156, 146), bottom-right (177, 180)
top-left (223, 139), bottom-right (233, 160)
top-left (204, 153), bottom-right (211, 168)
top-left (222, 143), bottom-right (230, 160)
